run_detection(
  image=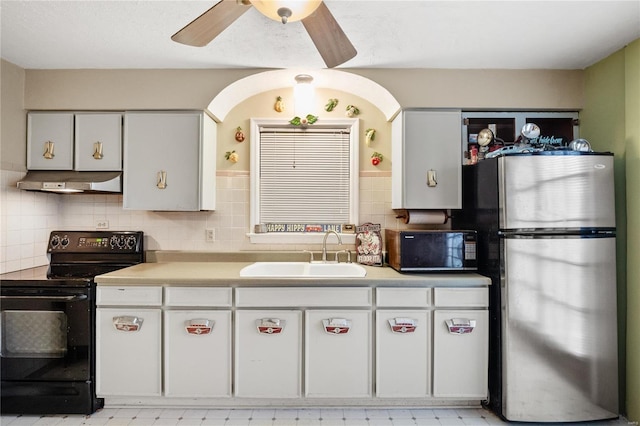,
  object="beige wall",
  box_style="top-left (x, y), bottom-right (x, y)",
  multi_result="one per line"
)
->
top-left (0, 59), bottom-right (27, 170)
top-left (22, 68), bottom-right (583, 110)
